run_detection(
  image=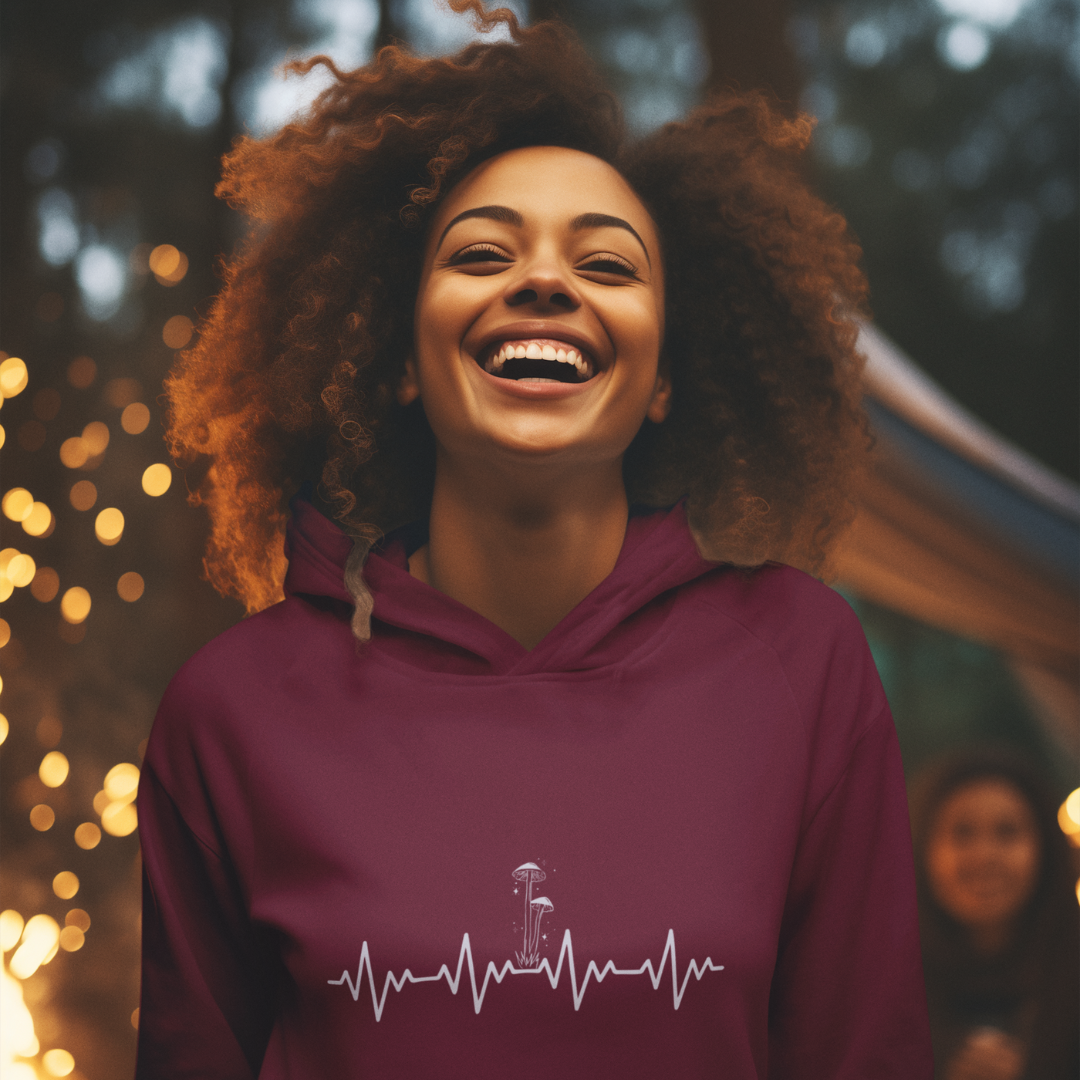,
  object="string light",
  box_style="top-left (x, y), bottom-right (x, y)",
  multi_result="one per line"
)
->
top-left (149, 244), bottom-right (188, 285)
top-left (42, 1048), bottom-right (76, 1076)
top-left (59, 437), bottom-right (90, 469)
top-left (52, 872), bottom-right (79, 901)
top-left (22, 502), bottom-right (53, 537)
top-left (58, 926), bottom-right (85, 954)
top-left (100, 763), bottom-right (140, 836)
top-left (142, 463), bottom-right (172, 496)
top-left (0, 909), bottom-right (25, 950)
top-left (9, 914), bottom-right (60, 979)
top-left (74, 823), bottom-right (102, 850)
top-left (39, 752), bottom-right (70, 788)
top-left (69, 480), bottom-right (97, 510)
top-left (0, 357), bottom-right (28, 398)
top-left (121, 402), bottom-right (151, 434)
top-left (59, 587), bottom-right (91, 624)
top-left (117, 572), bottom-right (145, 602)
top-left (95, 507), bottom-right (124, 545)
top-left (2, 488), bottom-right (34, 521)
top-left (6, 553), bottom-right (37, 588)
top-left (82, 421), bottom-right (109, 456)
top-left (1058, 788), bottom-right (1080, 848)
top-left (65, 910), bottom-right (90, 933)
top-left (162, 315), bottom-right (194, 349)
